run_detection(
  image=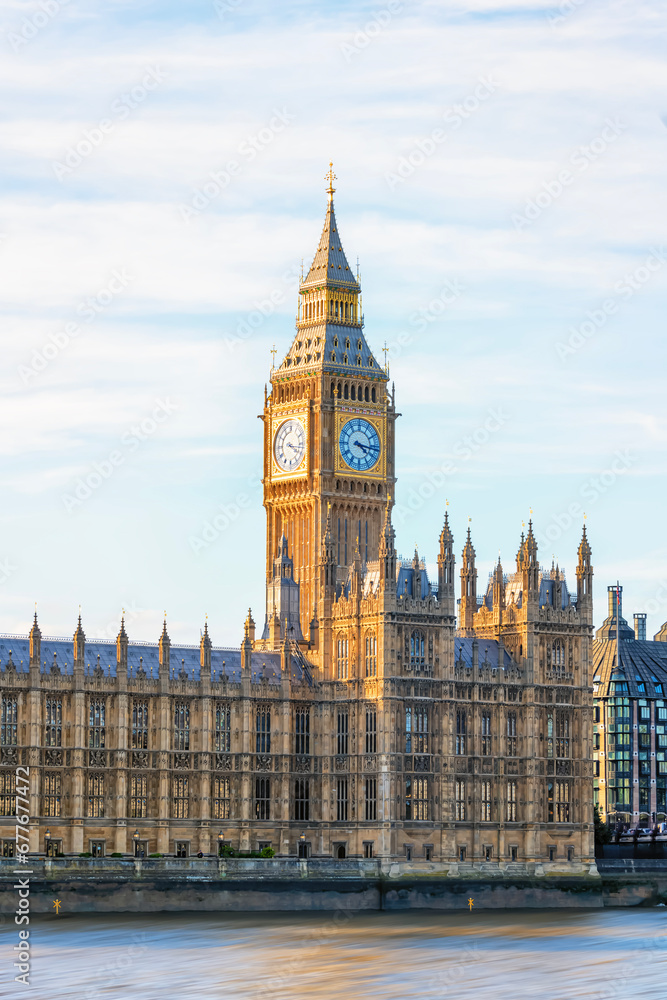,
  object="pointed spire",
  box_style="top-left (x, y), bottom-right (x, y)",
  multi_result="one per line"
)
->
top-left (200, 617), bottom-right (212, 671)
top-left (73, 612), bottom-right (86, 668)
top-left (29, 609), bottom-right (41, 669)
top-left (159, 614), bottom-right (171, 673)
top-left (116, 612), bottom-right (129, 670)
